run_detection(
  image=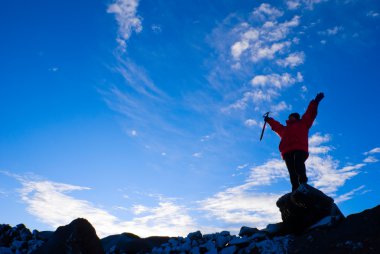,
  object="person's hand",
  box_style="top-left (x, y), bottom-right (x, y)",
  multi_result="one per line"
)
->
top-left (315, 92), bottom-right (324, 103)
top-left (264, 115), bottom-right (271, 122)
